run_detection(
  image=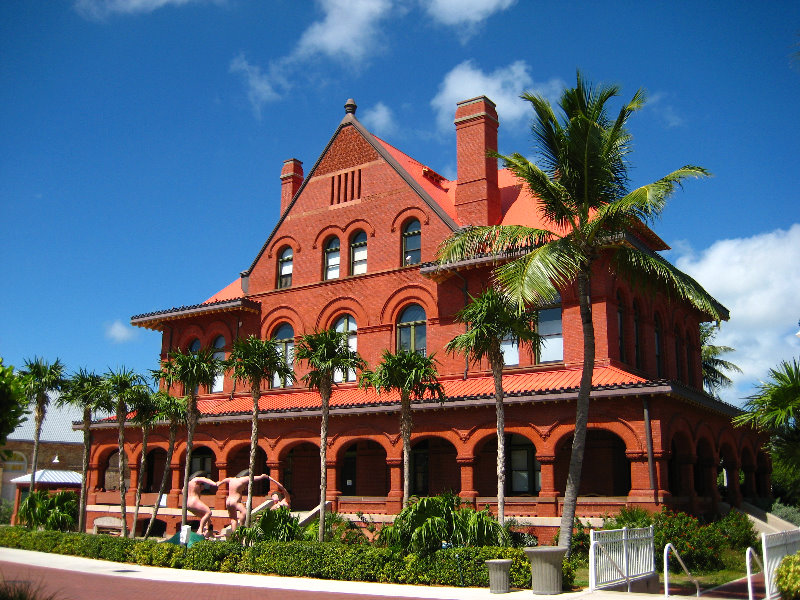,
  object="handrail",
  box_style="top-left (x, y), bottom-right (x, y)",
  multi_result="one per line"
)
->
top-left (746, 546), bottom-right (764, 600)
top-left (590, 540), bottom-right (631, 592)
top-left (664, 543), bottom-right (701, 598)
